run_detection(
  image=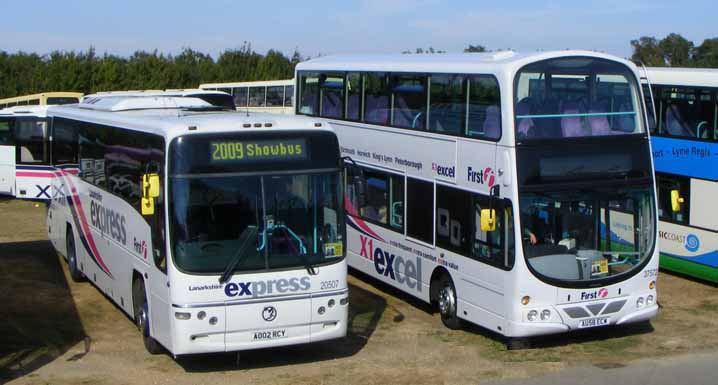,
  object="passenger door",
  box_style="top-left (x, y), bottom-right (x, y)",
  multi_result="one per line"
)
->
top-left (146, 168), bottom-right (172, 348)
